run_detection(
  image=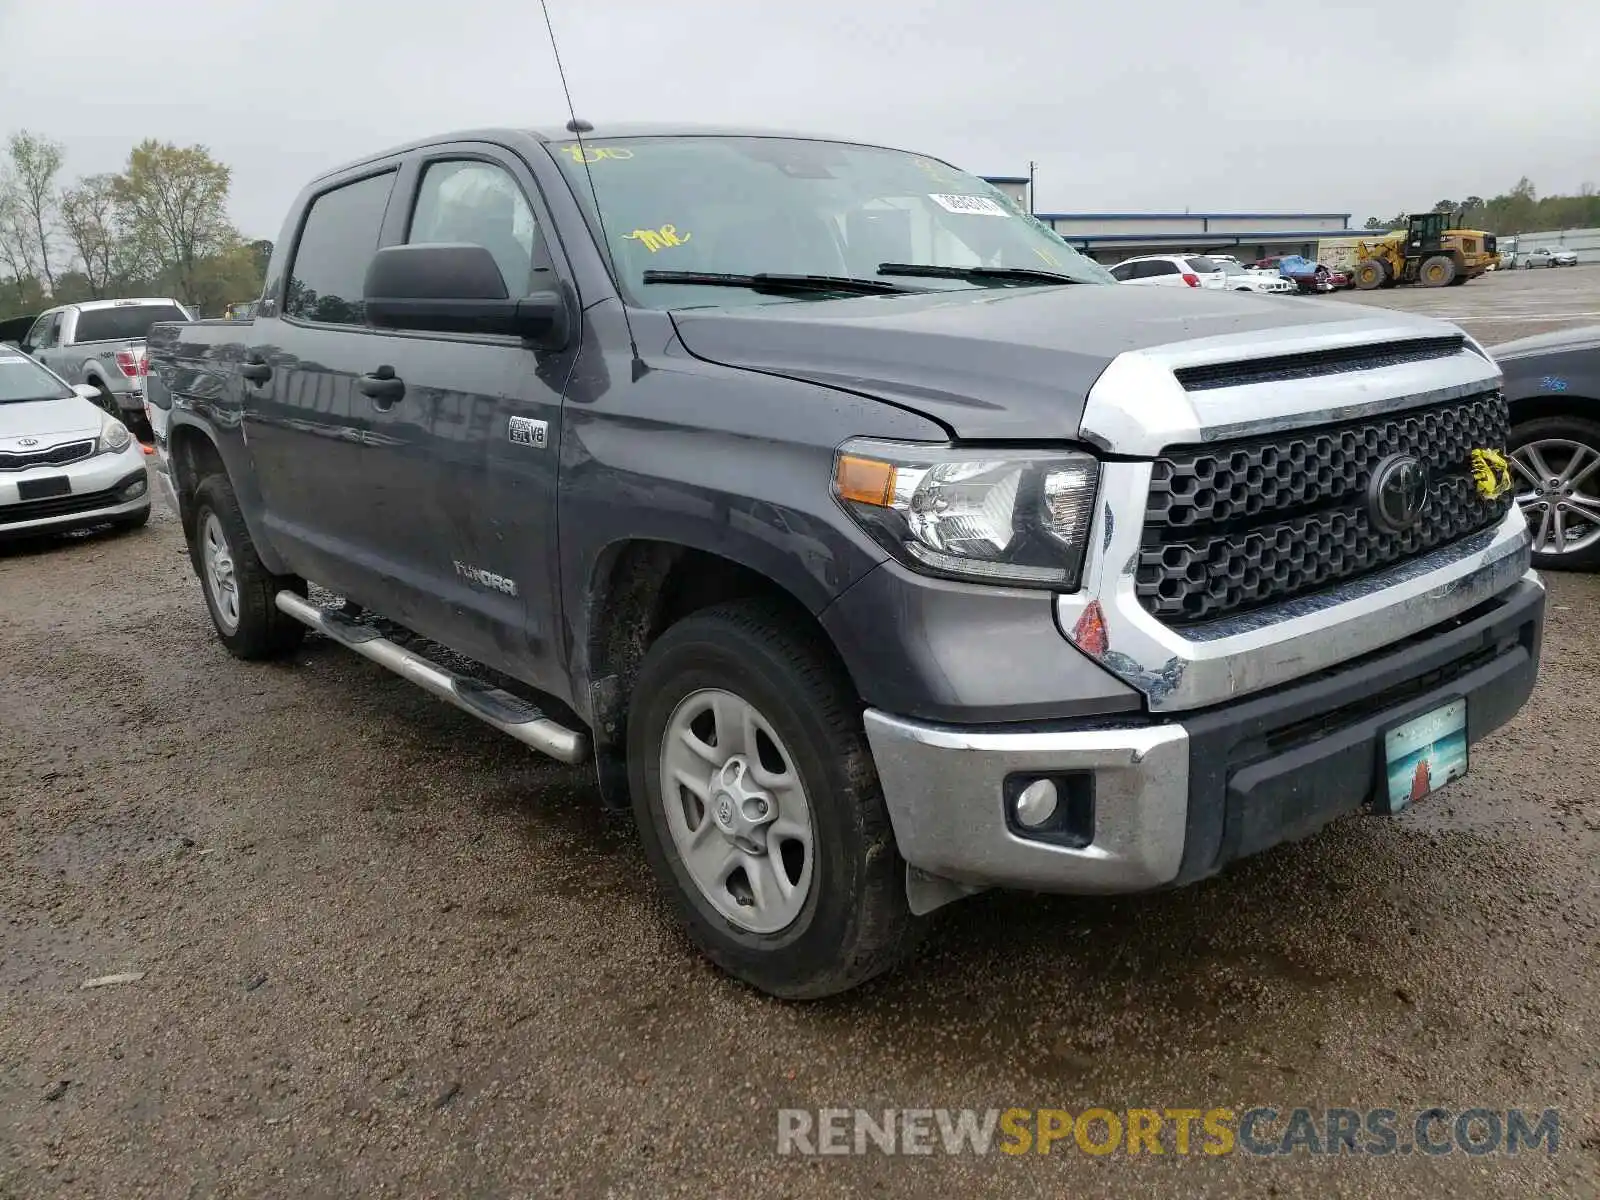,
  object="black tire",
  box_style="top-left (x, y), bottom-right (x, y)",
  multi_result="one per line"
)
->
top-left (111, 504), bottom-right (151, 532)
top-left (92, 383), bottom-right (119, 418)
top-left (1354, 260), bottom-right (1387, 290)
top-left (189, 474), bottom-right (306, 658)
top-left (1510, 414), bottom-right (1600, 572)
top-left (627, 600), bottom-right (917, 999)
top-left (1419, 255), bottom-right (1457, 287)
